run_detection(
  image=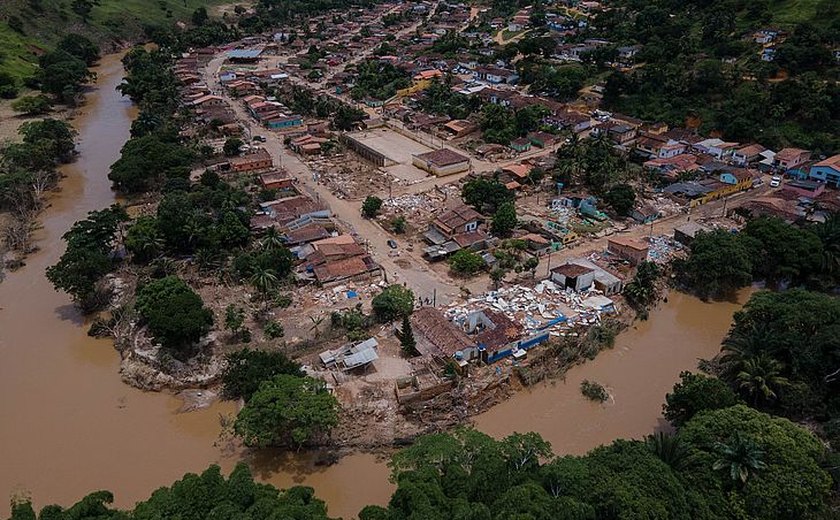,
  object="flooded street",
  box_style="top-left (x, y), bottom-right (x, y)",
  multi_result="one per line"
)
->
top-left (0, 54), bottom-right (743, 520)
